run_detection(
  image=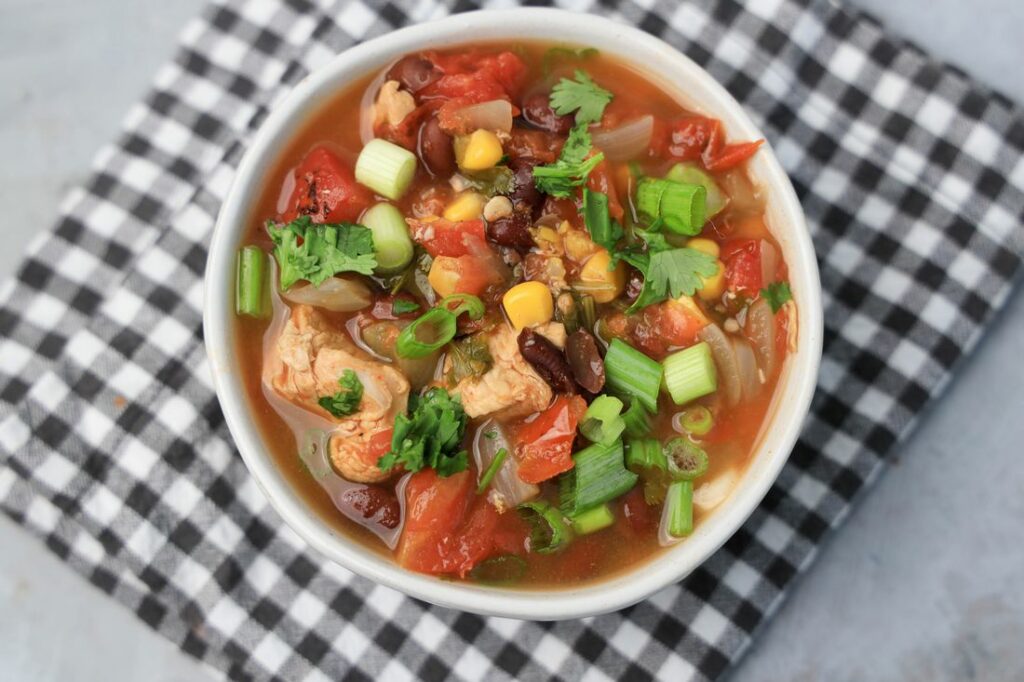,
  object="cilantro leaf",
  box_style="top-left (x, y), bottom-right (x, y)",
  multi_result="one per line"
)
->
top-left (267, 216), bottom-right (377, 290)
top-left (761, 281), bottom-right (792, 313)
top-left (583, 189), bottom-right (623, 250)
top-left (550, 70), bottom-right (613, 125)
top-left (533, 124), bottom-right (605, 198)
top-left (391, 299), bottom-right (421, 315)
top-left (624, 247), bottom-right (719, 313)
top-left (317, 370), bottom-right (363, 418)
top-left (378, 388), bottom-right (469, 477)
